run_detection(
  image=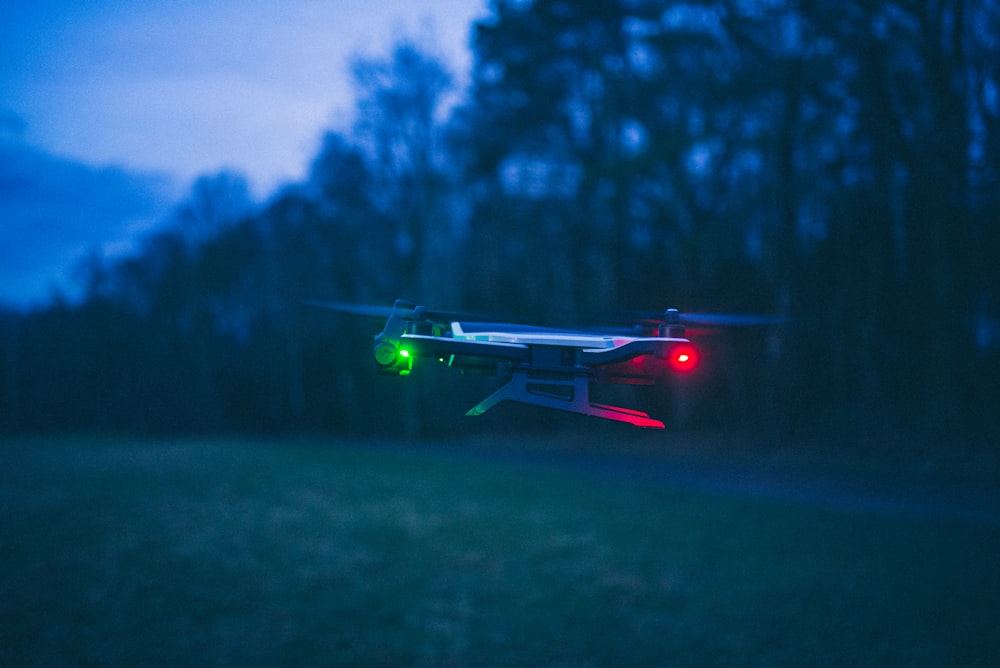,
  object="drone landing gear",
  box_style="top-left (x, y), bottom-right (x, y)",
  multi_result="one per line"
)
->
top-left (466, 369), bottom-right (665, 429)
